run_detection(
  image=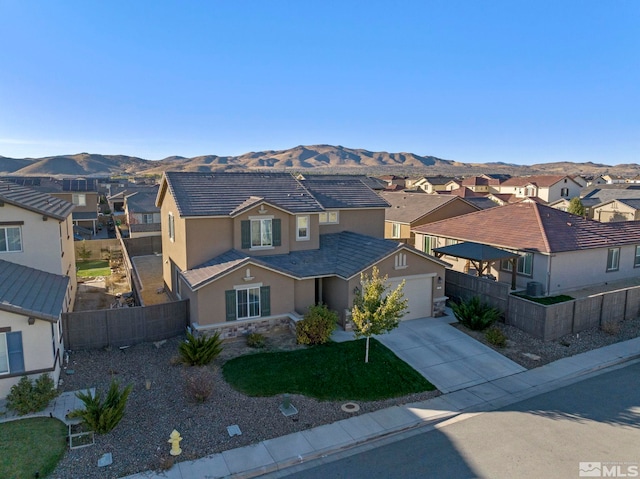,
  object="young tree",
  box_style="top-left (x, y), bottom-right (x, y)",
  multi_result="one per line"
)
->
top-left (351, 266), bottom-right (408, 363)
top-left (567, 197), bottom-right (586, 216)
